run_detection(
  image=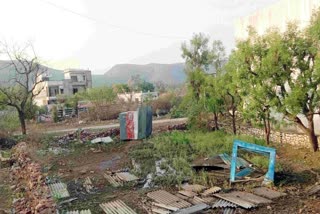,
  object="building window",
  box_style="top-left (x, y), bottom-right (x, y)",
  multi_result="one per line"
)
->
top-left (73, 88), bottom-right (78, 94)
top-left (71, 76), bottom-right (78, 82)
top-left (49, 87), bottom-right (59, 97)
top-left (83, 75), bottom-right (86, 81)
top-left (60, 88), bottom-right (64, 94)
